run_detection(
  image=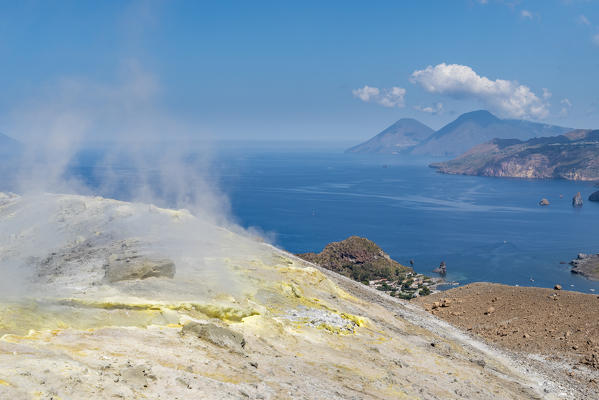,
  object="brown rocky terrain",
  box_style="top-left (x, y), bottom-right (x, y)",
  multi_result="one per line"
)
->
top-left (413, 282), bottom-right (599, 389)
